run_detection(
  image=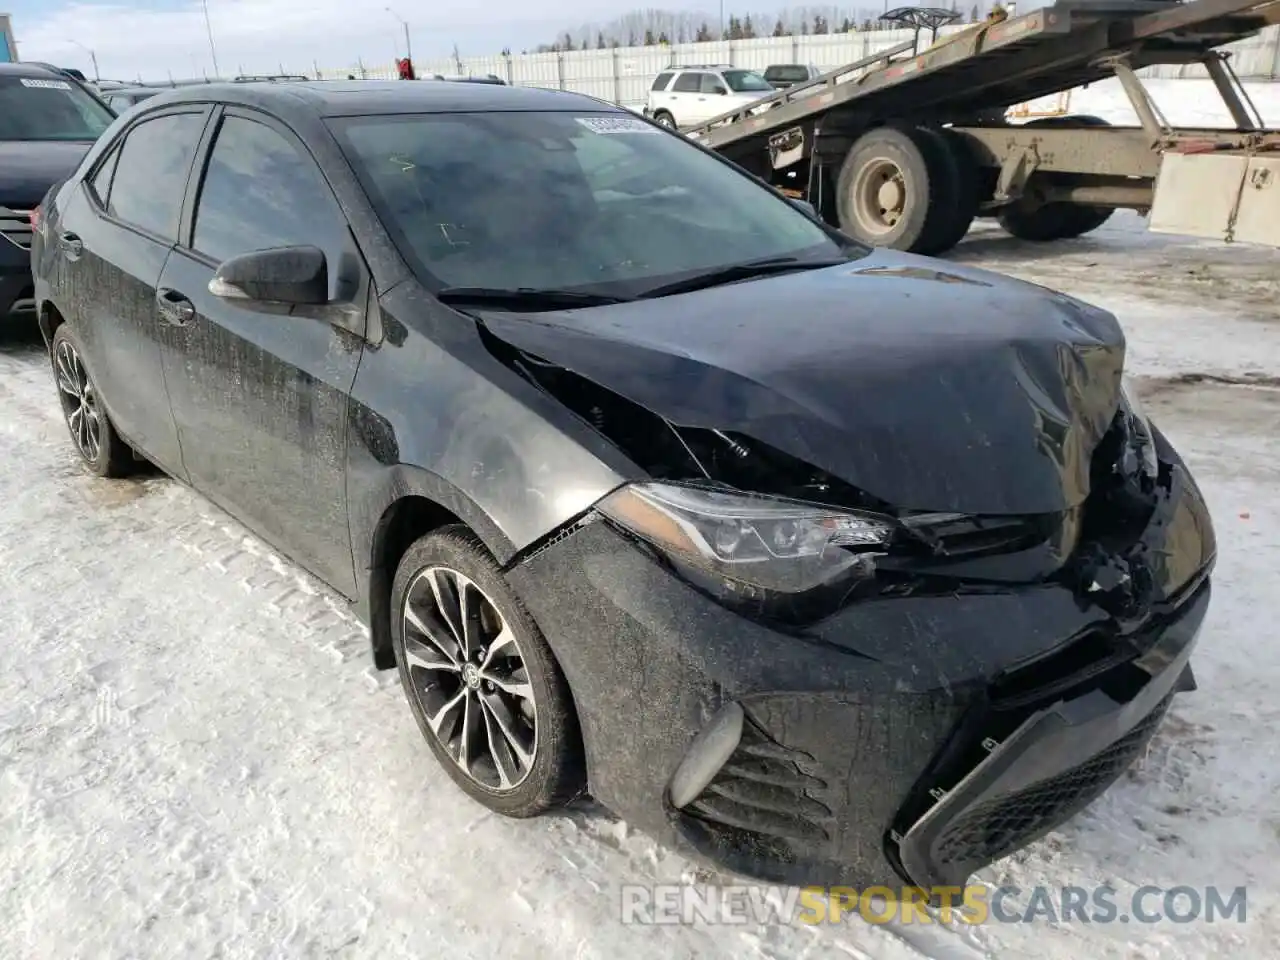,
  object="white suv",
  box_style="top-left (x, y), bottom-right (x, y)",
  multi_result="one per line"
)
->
top-left (644, 66), bottom-right (775, 130)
